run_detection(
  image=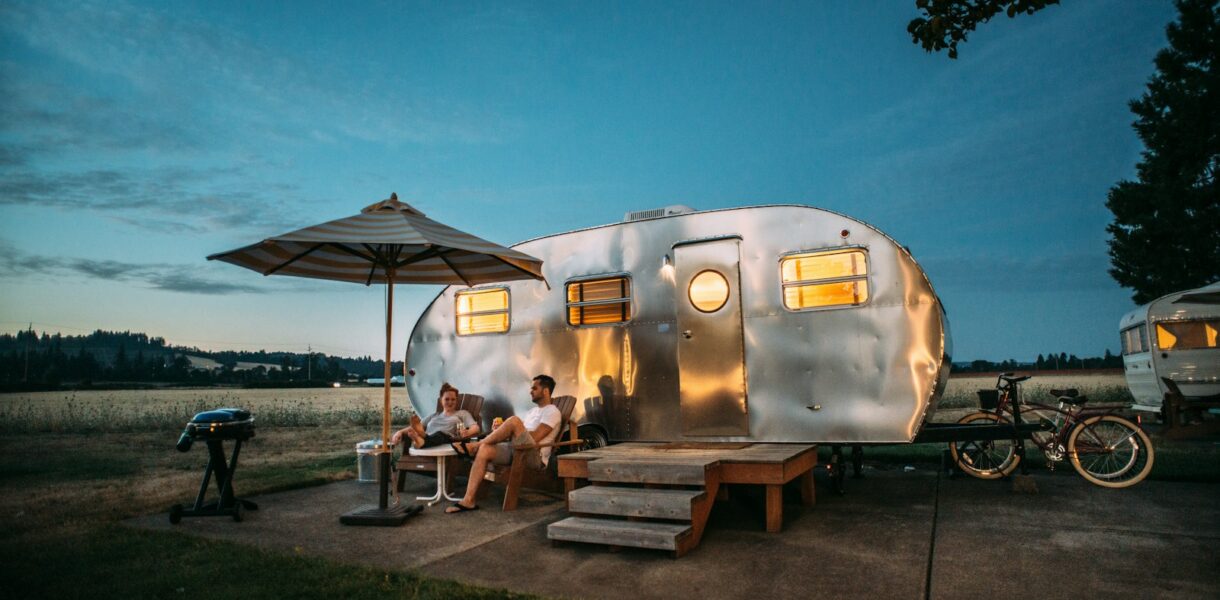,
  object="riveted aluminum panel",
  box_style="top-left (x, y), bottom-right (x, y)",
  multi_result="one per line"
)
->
top-left (405, 205), bottom-right (950, 444)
